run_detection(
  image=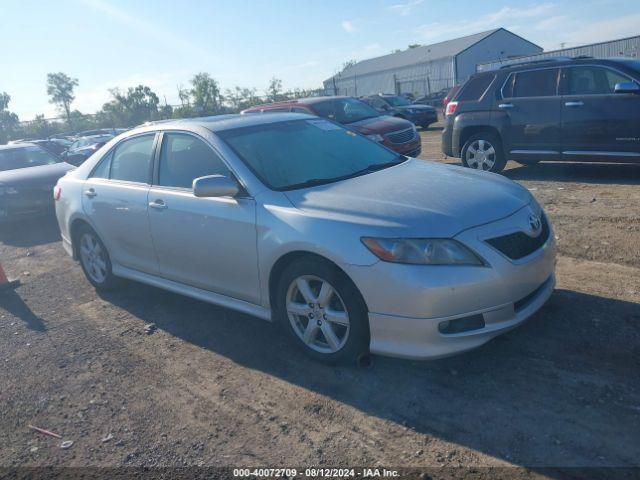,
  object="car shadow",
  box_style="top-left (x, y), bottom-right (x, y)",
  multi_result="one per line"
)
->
top-left (0, 214), bottom-right (61, 248)
top-left (98, 282), bottom-right (640, 471)
top-left (0, 290), bottom-right (47, 332)
top-left (504, 161), bottom-right (640, 185)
